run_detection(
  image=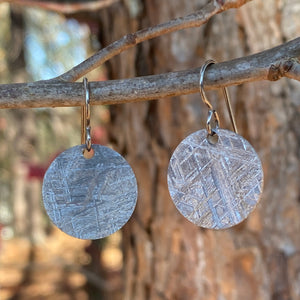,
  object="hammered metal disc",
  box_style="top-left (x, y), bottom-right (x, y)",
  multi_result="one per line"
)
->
top-left (42, 144), bottom-right (137, 239)
top-left (167, 129), bottom-right (263, 229)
